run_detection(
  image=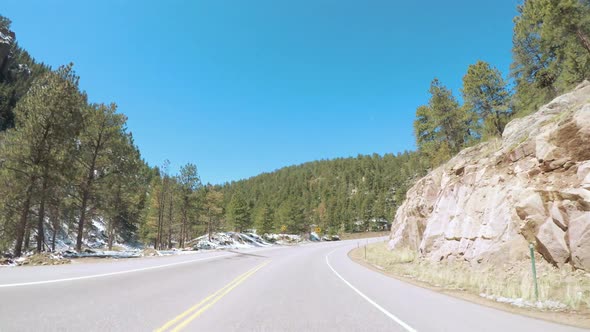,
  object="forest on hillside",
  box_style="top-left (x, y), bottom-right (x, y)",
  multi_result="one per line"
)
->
top-left (220, 152), bottom-right (427, 235)
top-left (220, 0), bottom-right (590, 235)
top-left (0, 0), bottom-right (589, 256)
